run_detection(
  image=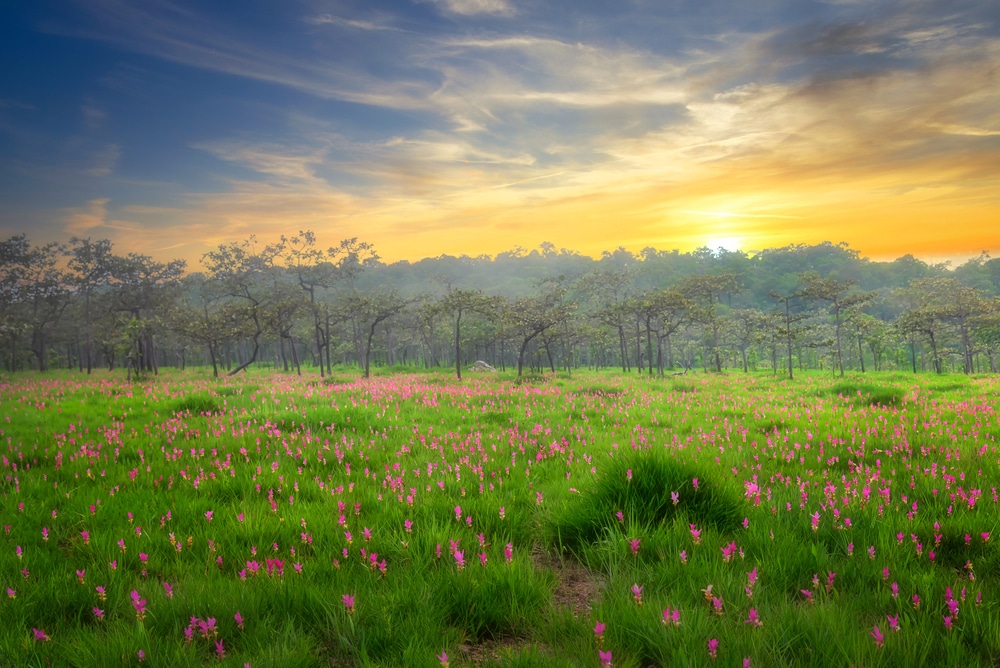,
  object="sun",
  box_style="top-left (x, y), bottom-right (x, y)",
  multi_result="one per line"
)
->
top-left (704, 236), bottom-right (743, 253)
